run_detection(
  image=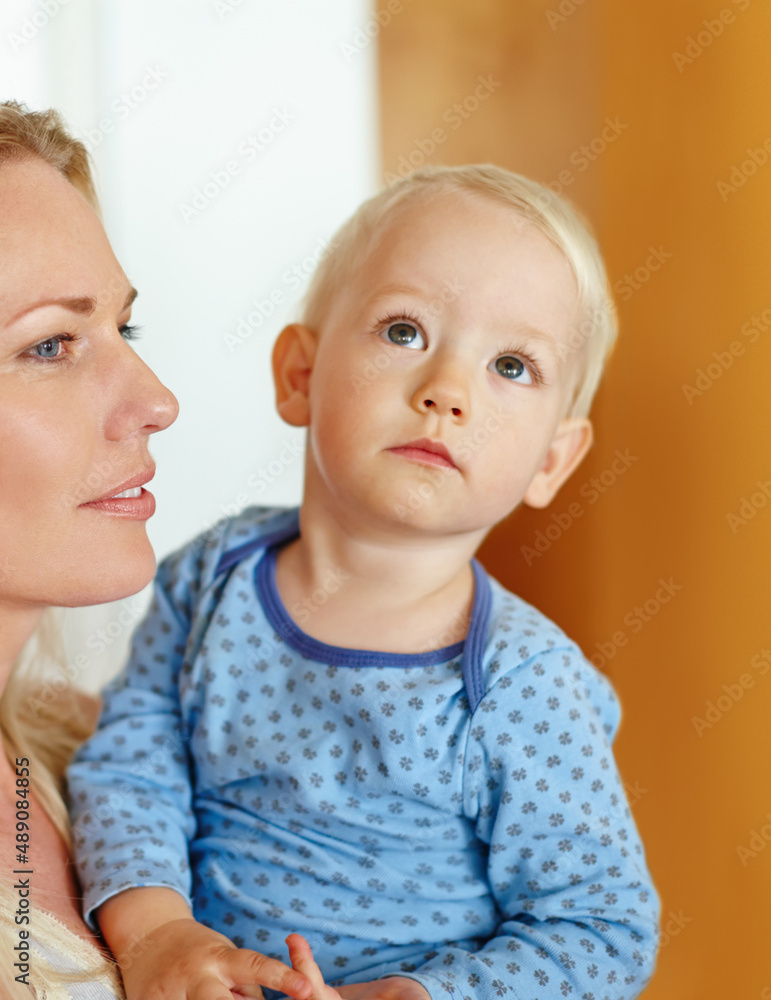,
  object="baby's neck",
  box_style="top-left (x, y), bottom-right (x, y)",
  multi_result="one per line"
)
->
top-left (273, 506), bottom-right (481, 654)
